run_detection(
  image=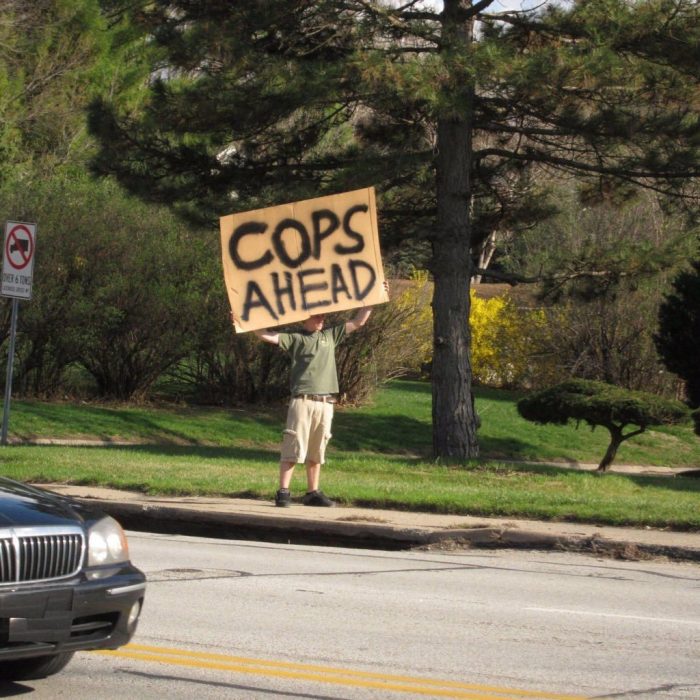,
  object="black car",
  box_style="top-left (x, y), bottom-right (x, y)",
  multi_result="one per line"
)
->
top-left (0, 477), bottom-right (146, 681)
